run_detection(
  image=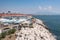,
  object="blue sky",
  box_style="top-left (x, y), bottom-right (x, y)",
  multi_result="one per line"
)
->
top-left (0, 0), bottom-right (60, 14)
